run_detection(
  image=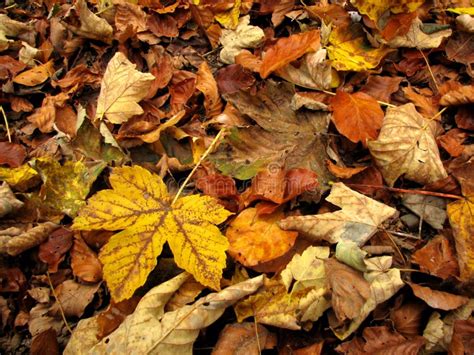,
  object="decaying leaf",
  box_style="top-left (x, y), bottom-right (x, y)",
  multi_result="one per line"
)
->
top-left (213, 323), bottom-right (277, 355)
top-left (401, 194), bottom-right (447, 229)
top-left (73, 165), bottom-right (232, 301)
top-left (95, 52), bottom-right (155, 124)
top-left (0, 183), bottom-right (23, 218)
top-left (408, 282), bottom-right (469, 311)
top-left (368, 103), bottom-right (448, 186)
top-left (196, 61), bottom-right (223, 118)
top-left (69, 0), bottom-right (113, 43)
top-left (226, 208), bottom-right (298, 267)
top-left (49, 280), bottom-right (100, 318)
top-left (0, 222), bottom-right (59, 256)
top-left (279, 183), bottom-right (397, 246)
